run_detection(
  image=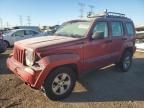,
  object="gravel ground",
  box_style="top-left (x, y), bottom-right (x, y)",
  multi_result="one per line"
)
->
top-left (0, 49), bottom-right (144, 108)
